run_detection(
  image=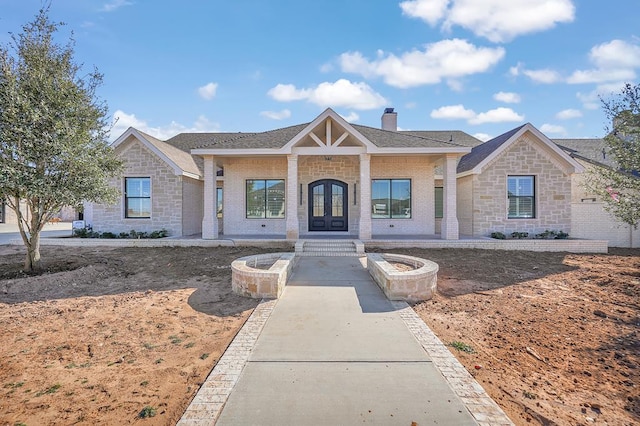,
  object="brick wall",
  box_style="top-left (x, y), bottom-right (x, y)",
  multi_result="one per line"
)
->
top-left (471, 135), bottom-right (572, 237)
top-left (457, 175), bottom-right (474, 235)
top-left (92, 139), bottom-right (183, 236)
top-left (370, 156), bottom-right (436, 235)
top-left (182, 177), bottom-right (203, 236)
top-left (223, 157), bottom-right (287, 235)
